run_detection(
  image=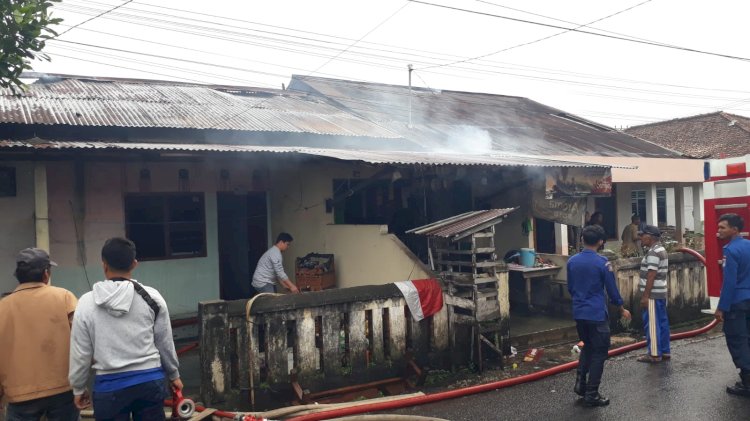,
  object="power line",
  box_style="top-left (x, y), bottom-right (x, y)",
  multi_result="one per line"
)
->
top-left (56, 1), bottom-right (750, 96)
top-left (419, 0), bottom-right (653, 70)
top-left (308, 1), bottom-right (409, 75)
top-left (207, 2), bottom-right (411, 129)
top-left (56, 0), bottom-right (134, 37)
top-left (408, 0), bottom-right (750, 63)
